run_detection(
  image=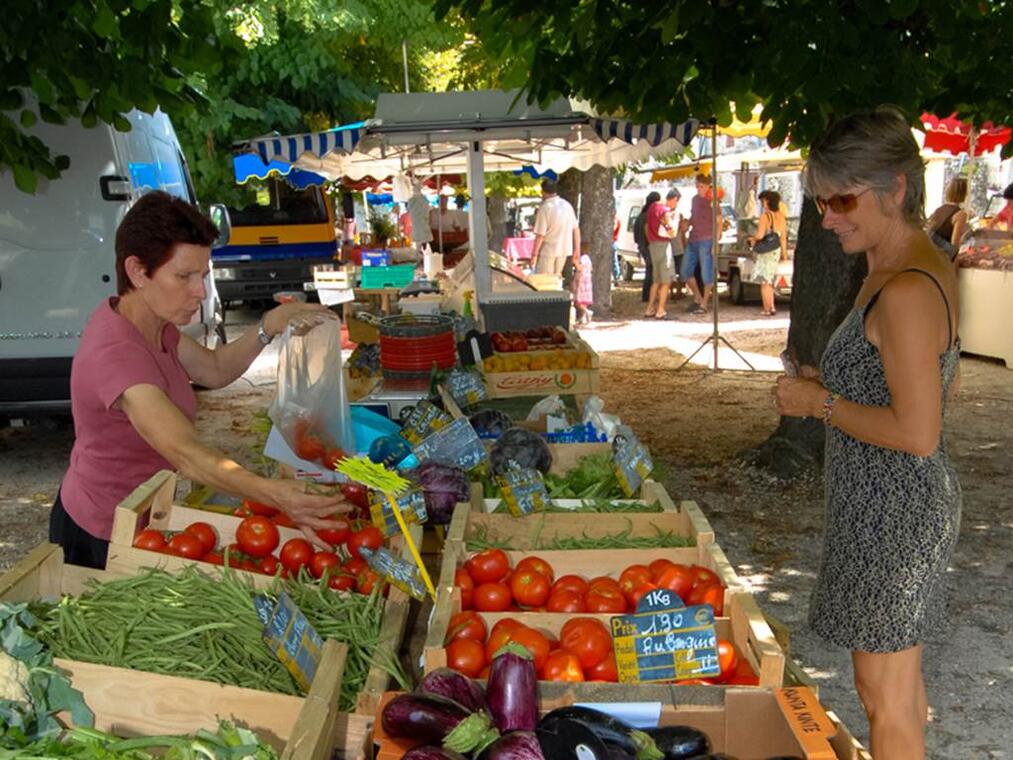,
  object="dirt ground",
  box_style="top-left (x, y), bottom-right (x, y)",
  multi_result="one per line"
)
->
top-left (0, 283), bottom-right (1010, 757)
